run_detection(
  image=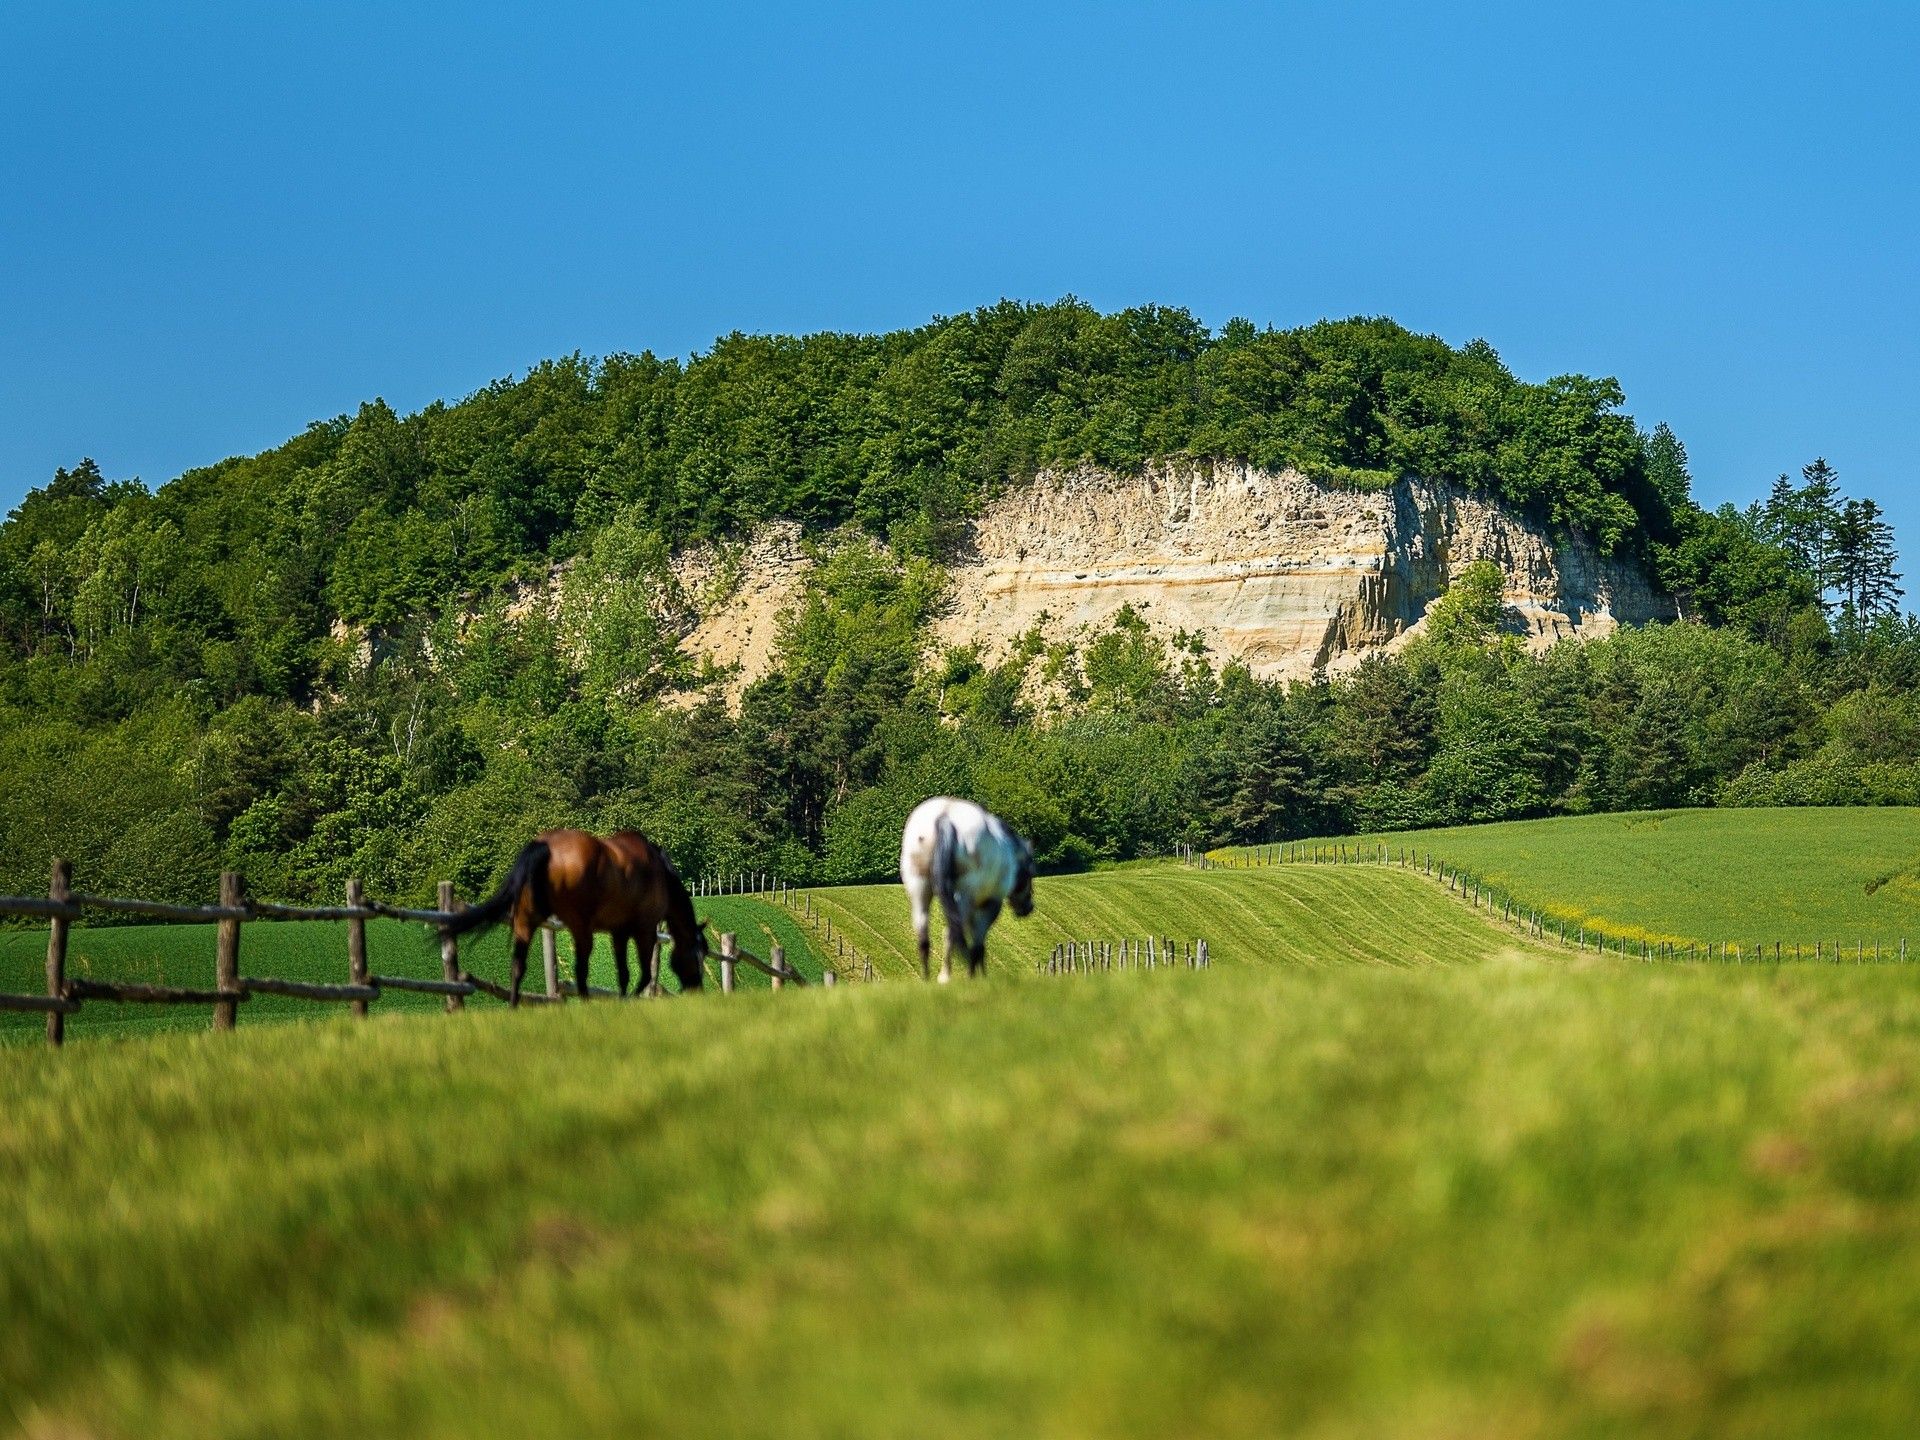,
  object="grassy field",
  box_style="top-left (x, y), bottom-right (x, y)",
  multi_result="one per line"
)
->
top-left (9, 958), bottom-right (1920, 1437)
top-left (3, 864), bottom-right (1538, 1045)
top-left (1224, 807), bottom-right (1920, 948)
top-left (0, 894), bottom-right (822, 1046)
top-left (799, 862), bottom-right (1547, 977)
